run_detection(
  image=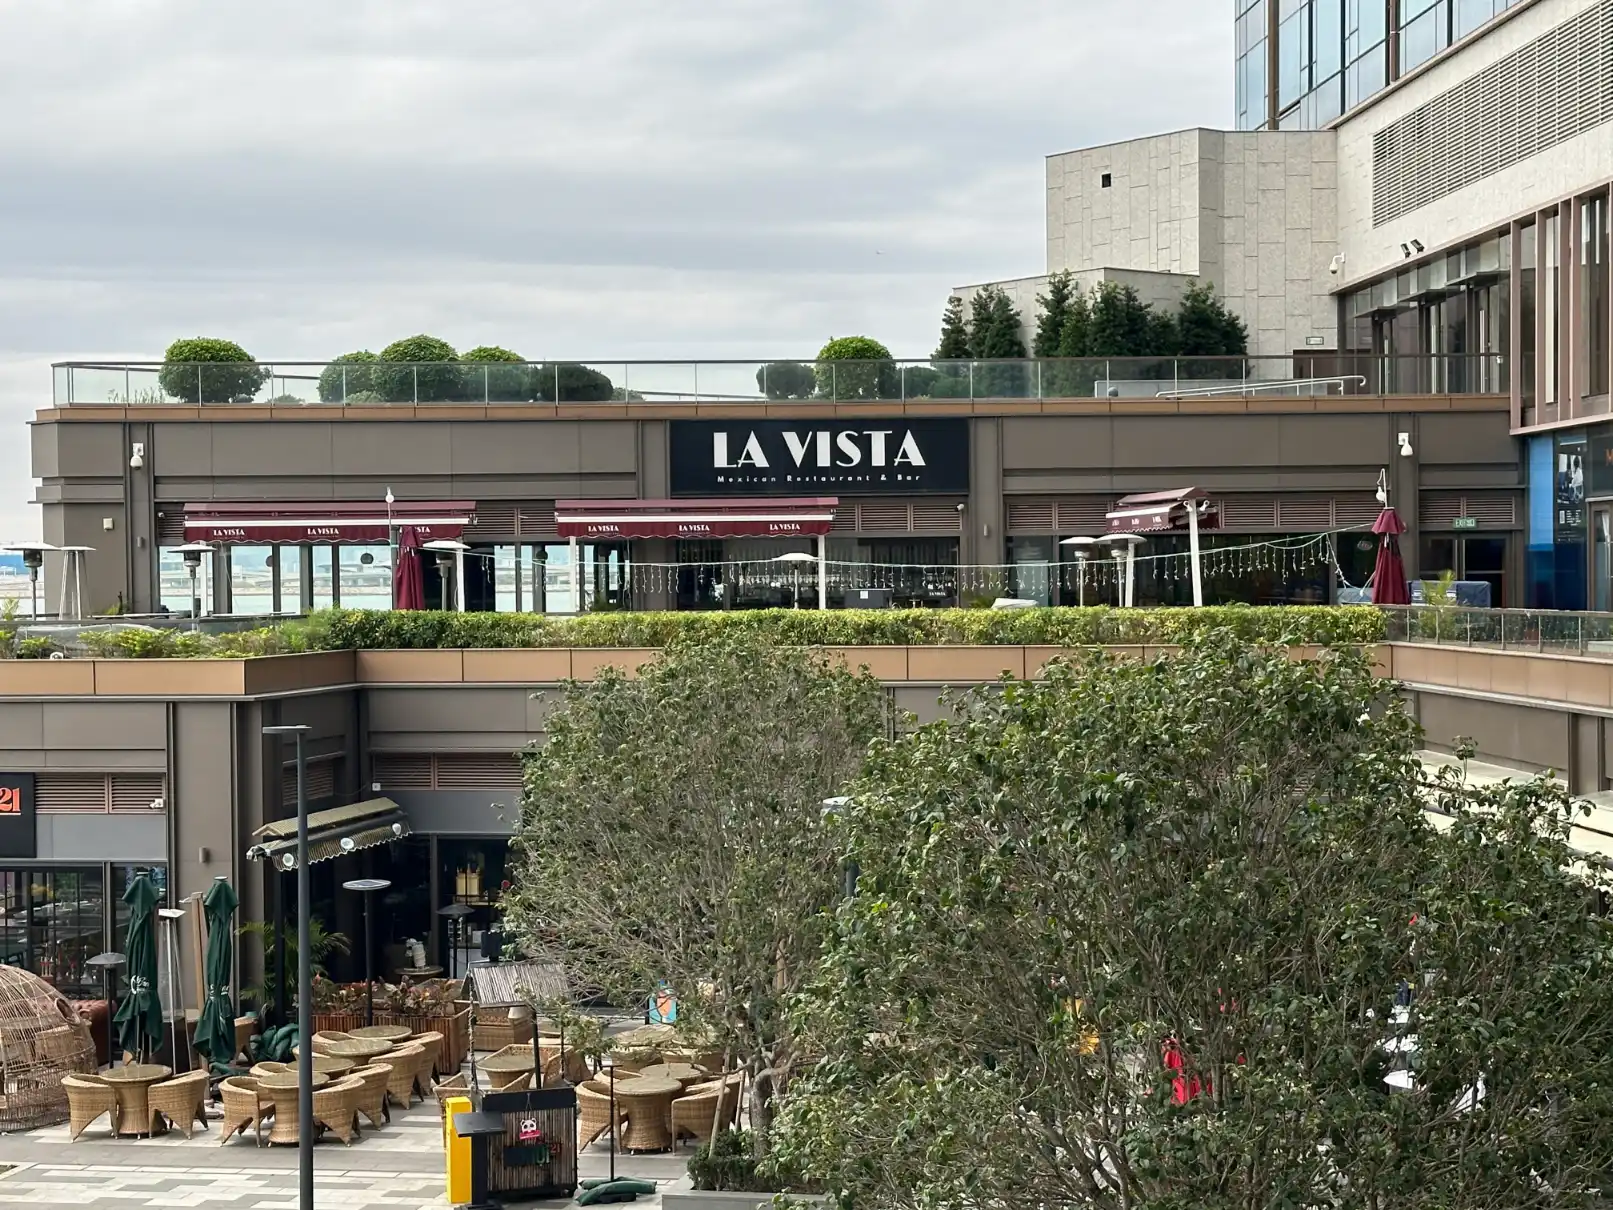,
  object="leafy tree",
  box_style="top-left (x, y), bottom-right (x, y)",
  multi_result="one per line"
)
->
top-left (776, 639), bottom-right (1613, 1210)
top-left (1086, 282), bottom-right (1159, 358)
top-left (537, 363), bottom-right (616, 402)
top-left (501, 636), bottom-right (887, 1154)
top-left (758, 361), bottom-right (817, 400)
top-left (967, 286), bottom-right (1029, 397)
top-left (158, 337), bottom-right (268, 403)
top-left (374, 334), bottom-right (464, 403)
top-left (1176, 281), bottom-right (1249, 378)
top-left (816, 336), bottom-right (896, 401)
top-left (933, 296), bottom-right (971, 363)
top-left (317, 350), bottom-right (378, 402)
top-left (462, 344), bottom-right (532, 402)
top-left (1044, 277), bottom-right (1097, 396)
top-left (1033, 270), bottom-right (1078, 357)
